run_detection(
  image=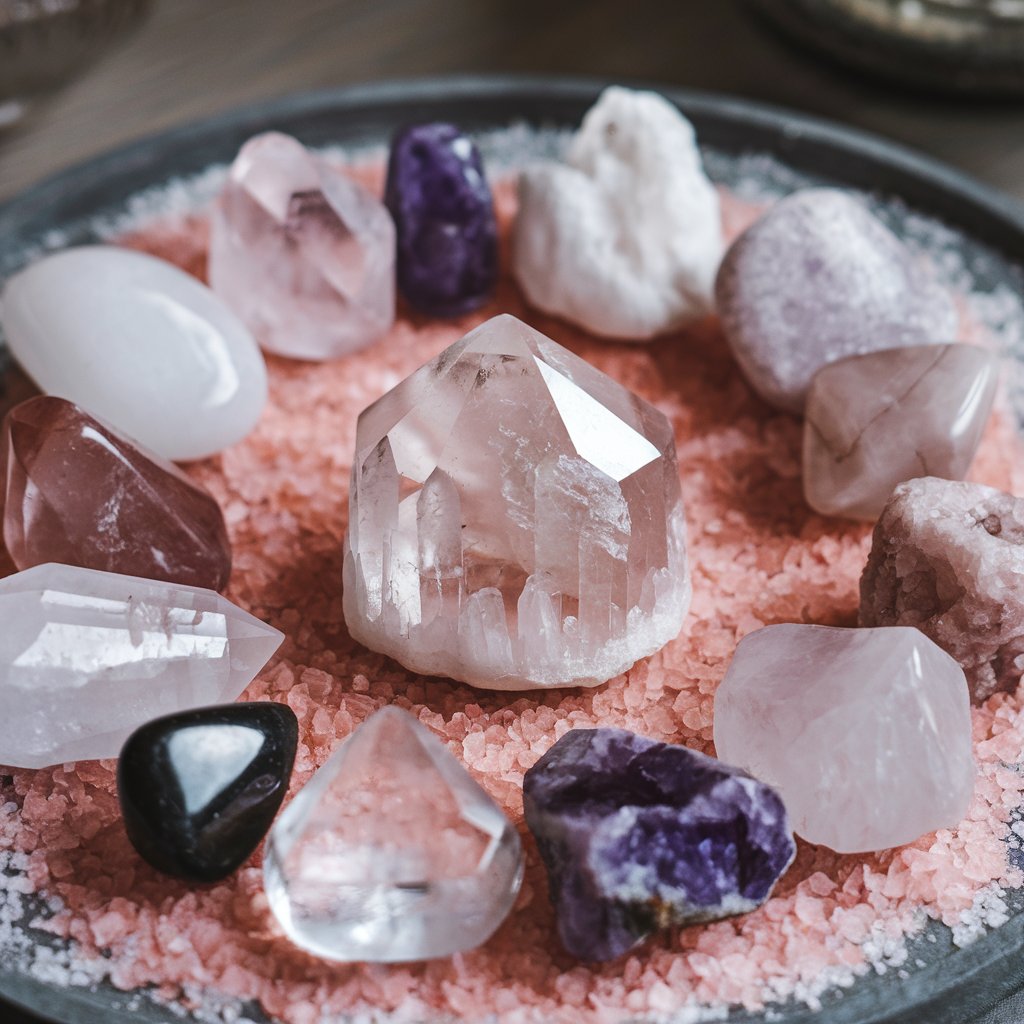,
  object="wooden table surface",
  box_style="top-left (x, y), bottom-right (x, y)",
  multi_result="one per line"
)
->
top-left (2, 2), bottom-right (1024, 1023)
